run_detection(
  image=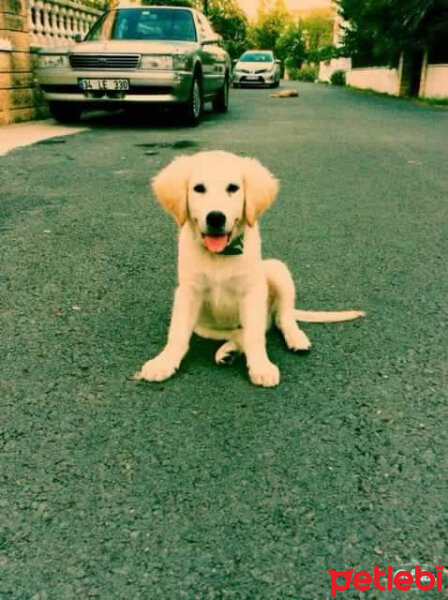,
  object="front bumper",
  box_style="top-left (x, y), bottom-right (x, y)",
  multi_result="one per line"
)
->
top-left (233, 72), bottom-right (275, 86)
top-left (36, 67), bottom-right (193, 104)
